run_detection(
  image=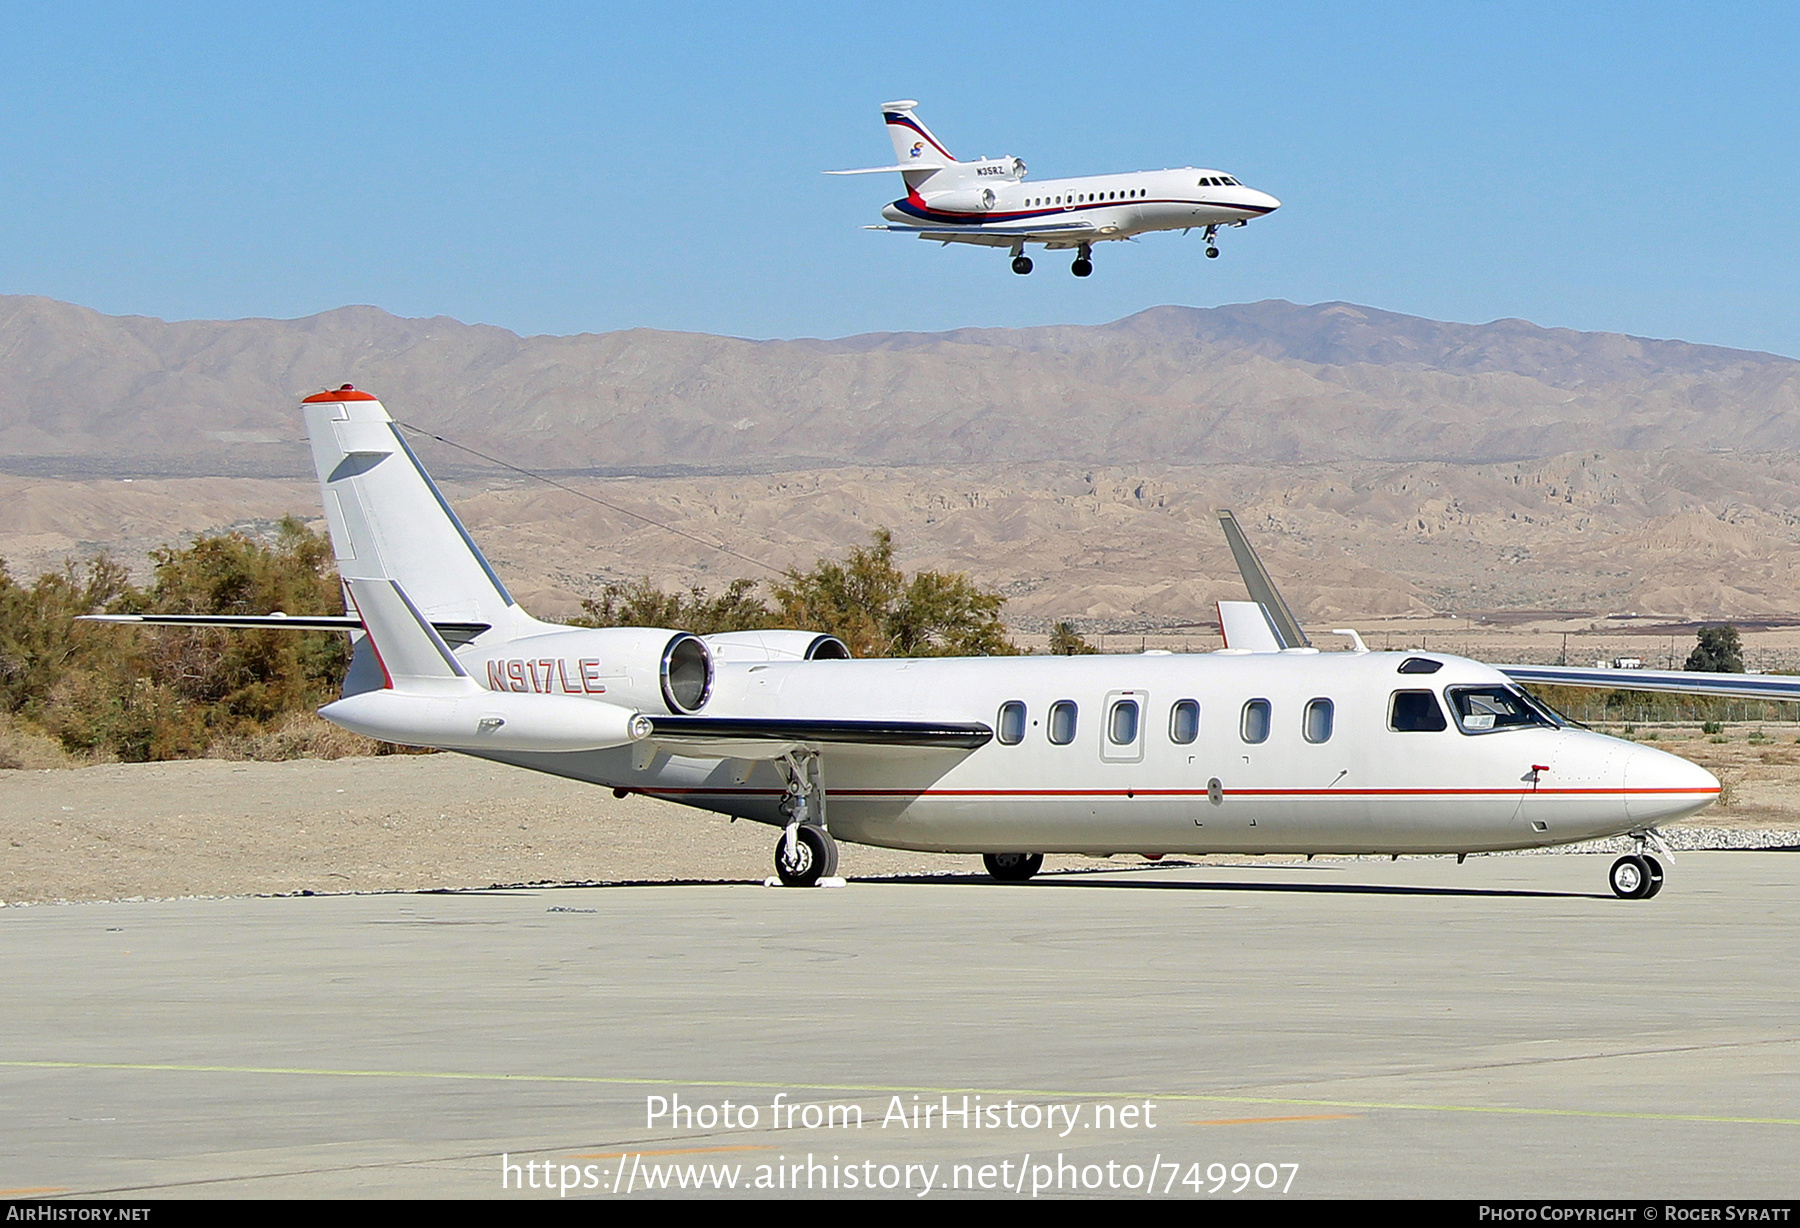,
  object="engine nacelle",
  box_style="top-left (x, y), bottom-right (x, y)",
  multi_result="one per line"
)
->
top-left (924, 186), bottom-right (998, 214)
top-left (464, 627), bottom-right (714, 714)
top-left (703, 630), bottom-right (851, 664)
